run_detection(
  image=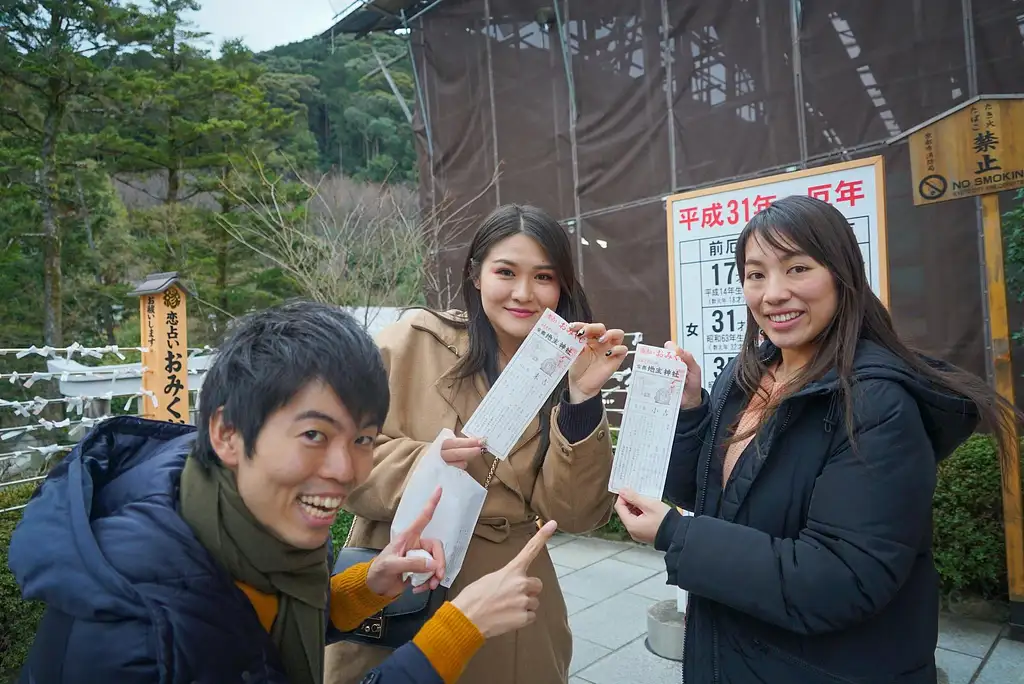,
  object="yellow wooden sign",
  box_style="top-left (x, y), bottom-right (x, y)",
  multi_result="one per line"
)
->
top-left (130, 273), bottom-right (190, 424)
top-left (908, 96), bottom-right (1024, 205)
